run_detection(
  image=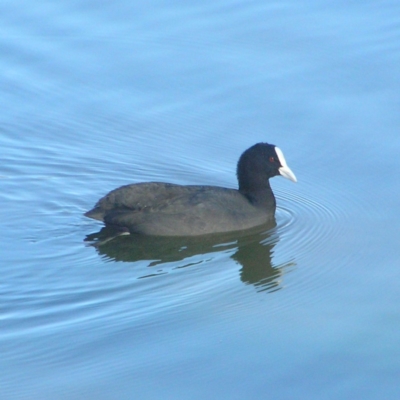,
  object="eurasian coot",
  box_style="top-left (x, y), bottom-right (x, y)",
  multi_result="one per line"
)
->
top-left (85, 142), bottom-right (296, 236)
